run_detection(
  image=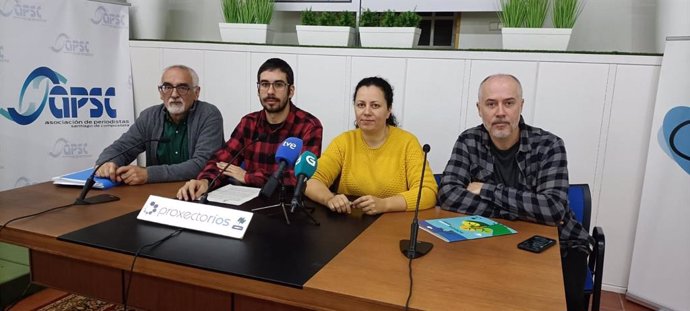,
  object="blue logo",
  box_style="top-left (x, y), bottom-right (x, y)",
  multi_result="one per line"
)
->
top-left (659, 106), bottom-right (690, 175)
top-left (0, 0), bottom-right (44, 21)
top-left (90, 6), bottom-right (127, 28)
top-left (51, 33), bottom-right (92, 56)
top-left (48, 138), bottom-right (89, 158)
top-left (0, 66), bottom-right (117, 125)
